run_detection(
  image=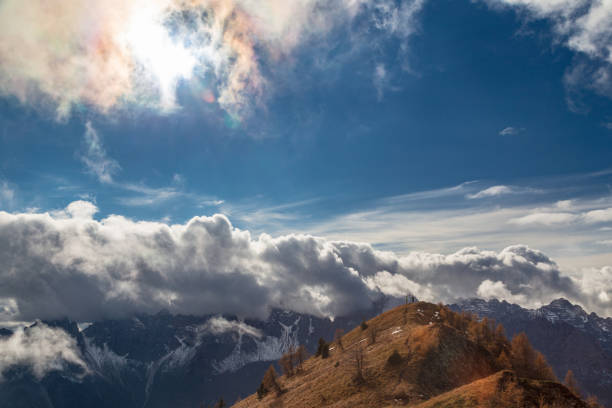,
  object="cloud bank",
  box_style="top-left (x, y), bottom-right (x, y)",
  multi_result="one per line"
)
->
top-left (0, 202), bottom-right (610, 323)
top-left (0, 323), bottom-right (87, 380)
top-left (0, 0), bottom-right (424, 120)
